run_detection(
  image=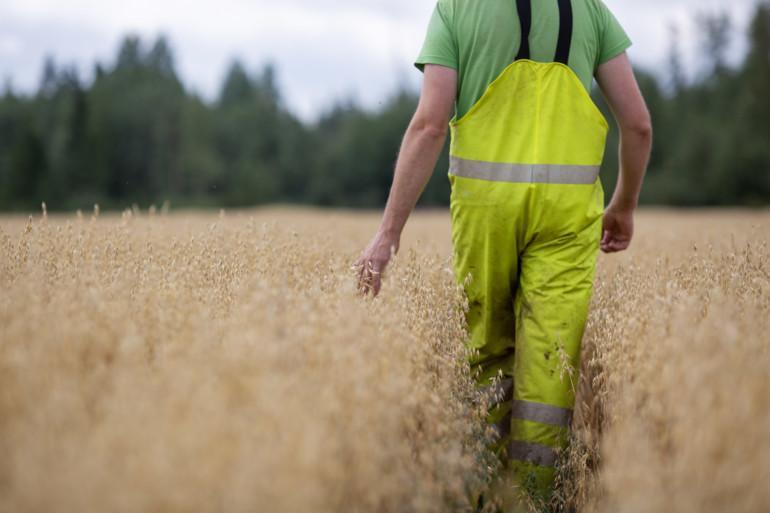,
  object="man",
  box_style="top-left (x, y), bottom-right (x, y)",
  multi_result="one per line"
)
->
top-left (356, 0), bottom-right (652, 499)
